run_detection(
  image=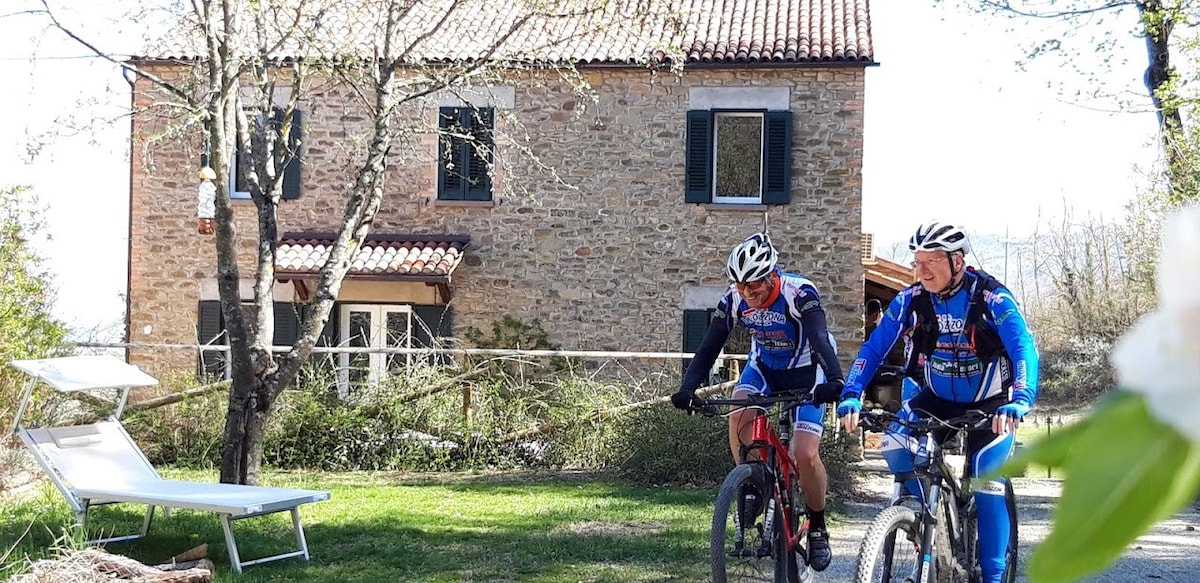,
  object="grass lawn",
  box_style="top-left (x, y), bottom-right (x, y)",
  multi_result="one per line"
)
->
top-left (1, 469), bottom-right (734, 582)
